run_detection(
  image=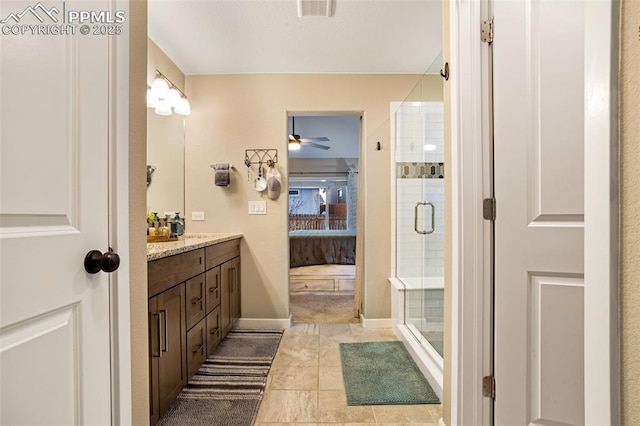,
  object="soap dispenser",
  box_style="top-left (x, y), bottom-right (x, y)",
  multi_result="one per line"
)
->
top-left (173, 212), bottom-right (184, 236)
